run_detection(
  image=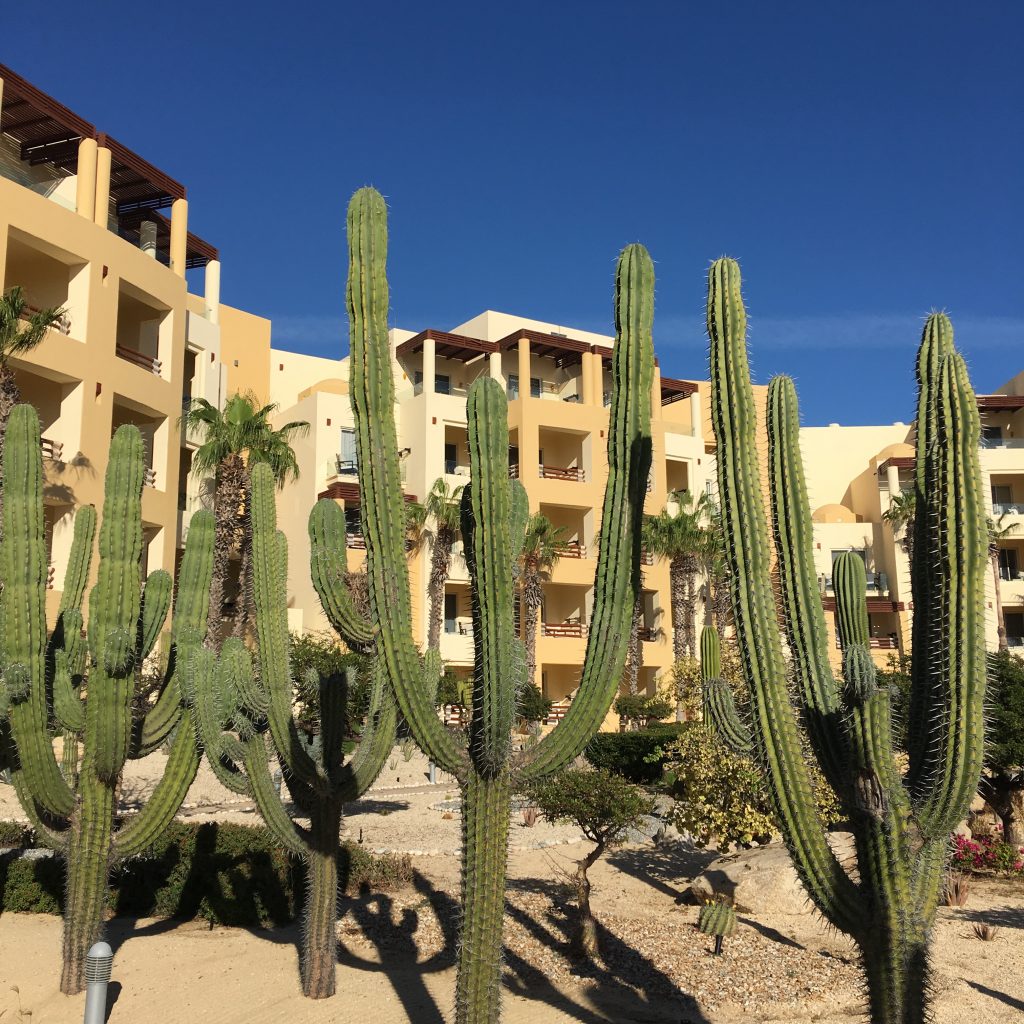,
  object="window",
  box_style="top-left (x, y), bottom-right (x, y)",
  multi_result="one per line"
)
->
top-left (999, 547), bottom-right (1021, 581)
top-left (982, 425), bottom-right (1003, 448)
top-left (435, 374), bottom-right (451, 395)
top-left (444, 593), bottom-right (458, 634)
top-left (831, 549), bottom-right (866, 569)
top-left (992, 485), bottom-right (1013, 505)
top-left (344, 505), bottom-right (361, 534)
top-left (444, 442), bottom-right (458, 475)
top-left (530, 377), bottom-right (541, 398)
top-left (339, 428), bottom-right (357, 473)
top-left (508, 374), bottom-right (519, 400)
